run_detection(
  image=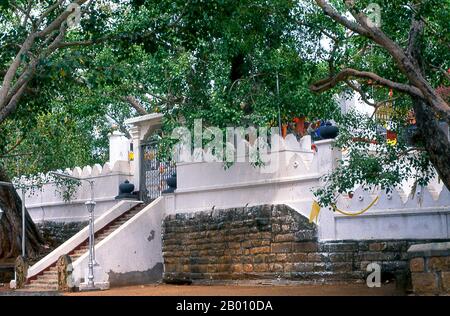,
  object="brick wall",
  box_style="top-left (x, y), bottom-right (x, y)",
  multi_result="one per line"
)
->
top-left (32, 221), bottom-right (87, 264)
top-left (409, 242), bottom-right (450, 295)
top-left (162, 205), bottom-right (449, 287)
